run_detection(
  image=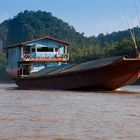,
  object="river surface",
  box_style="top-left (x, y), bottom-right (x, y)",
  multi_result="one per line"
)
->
top-left (0, 84), bottom-right (140, 140)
